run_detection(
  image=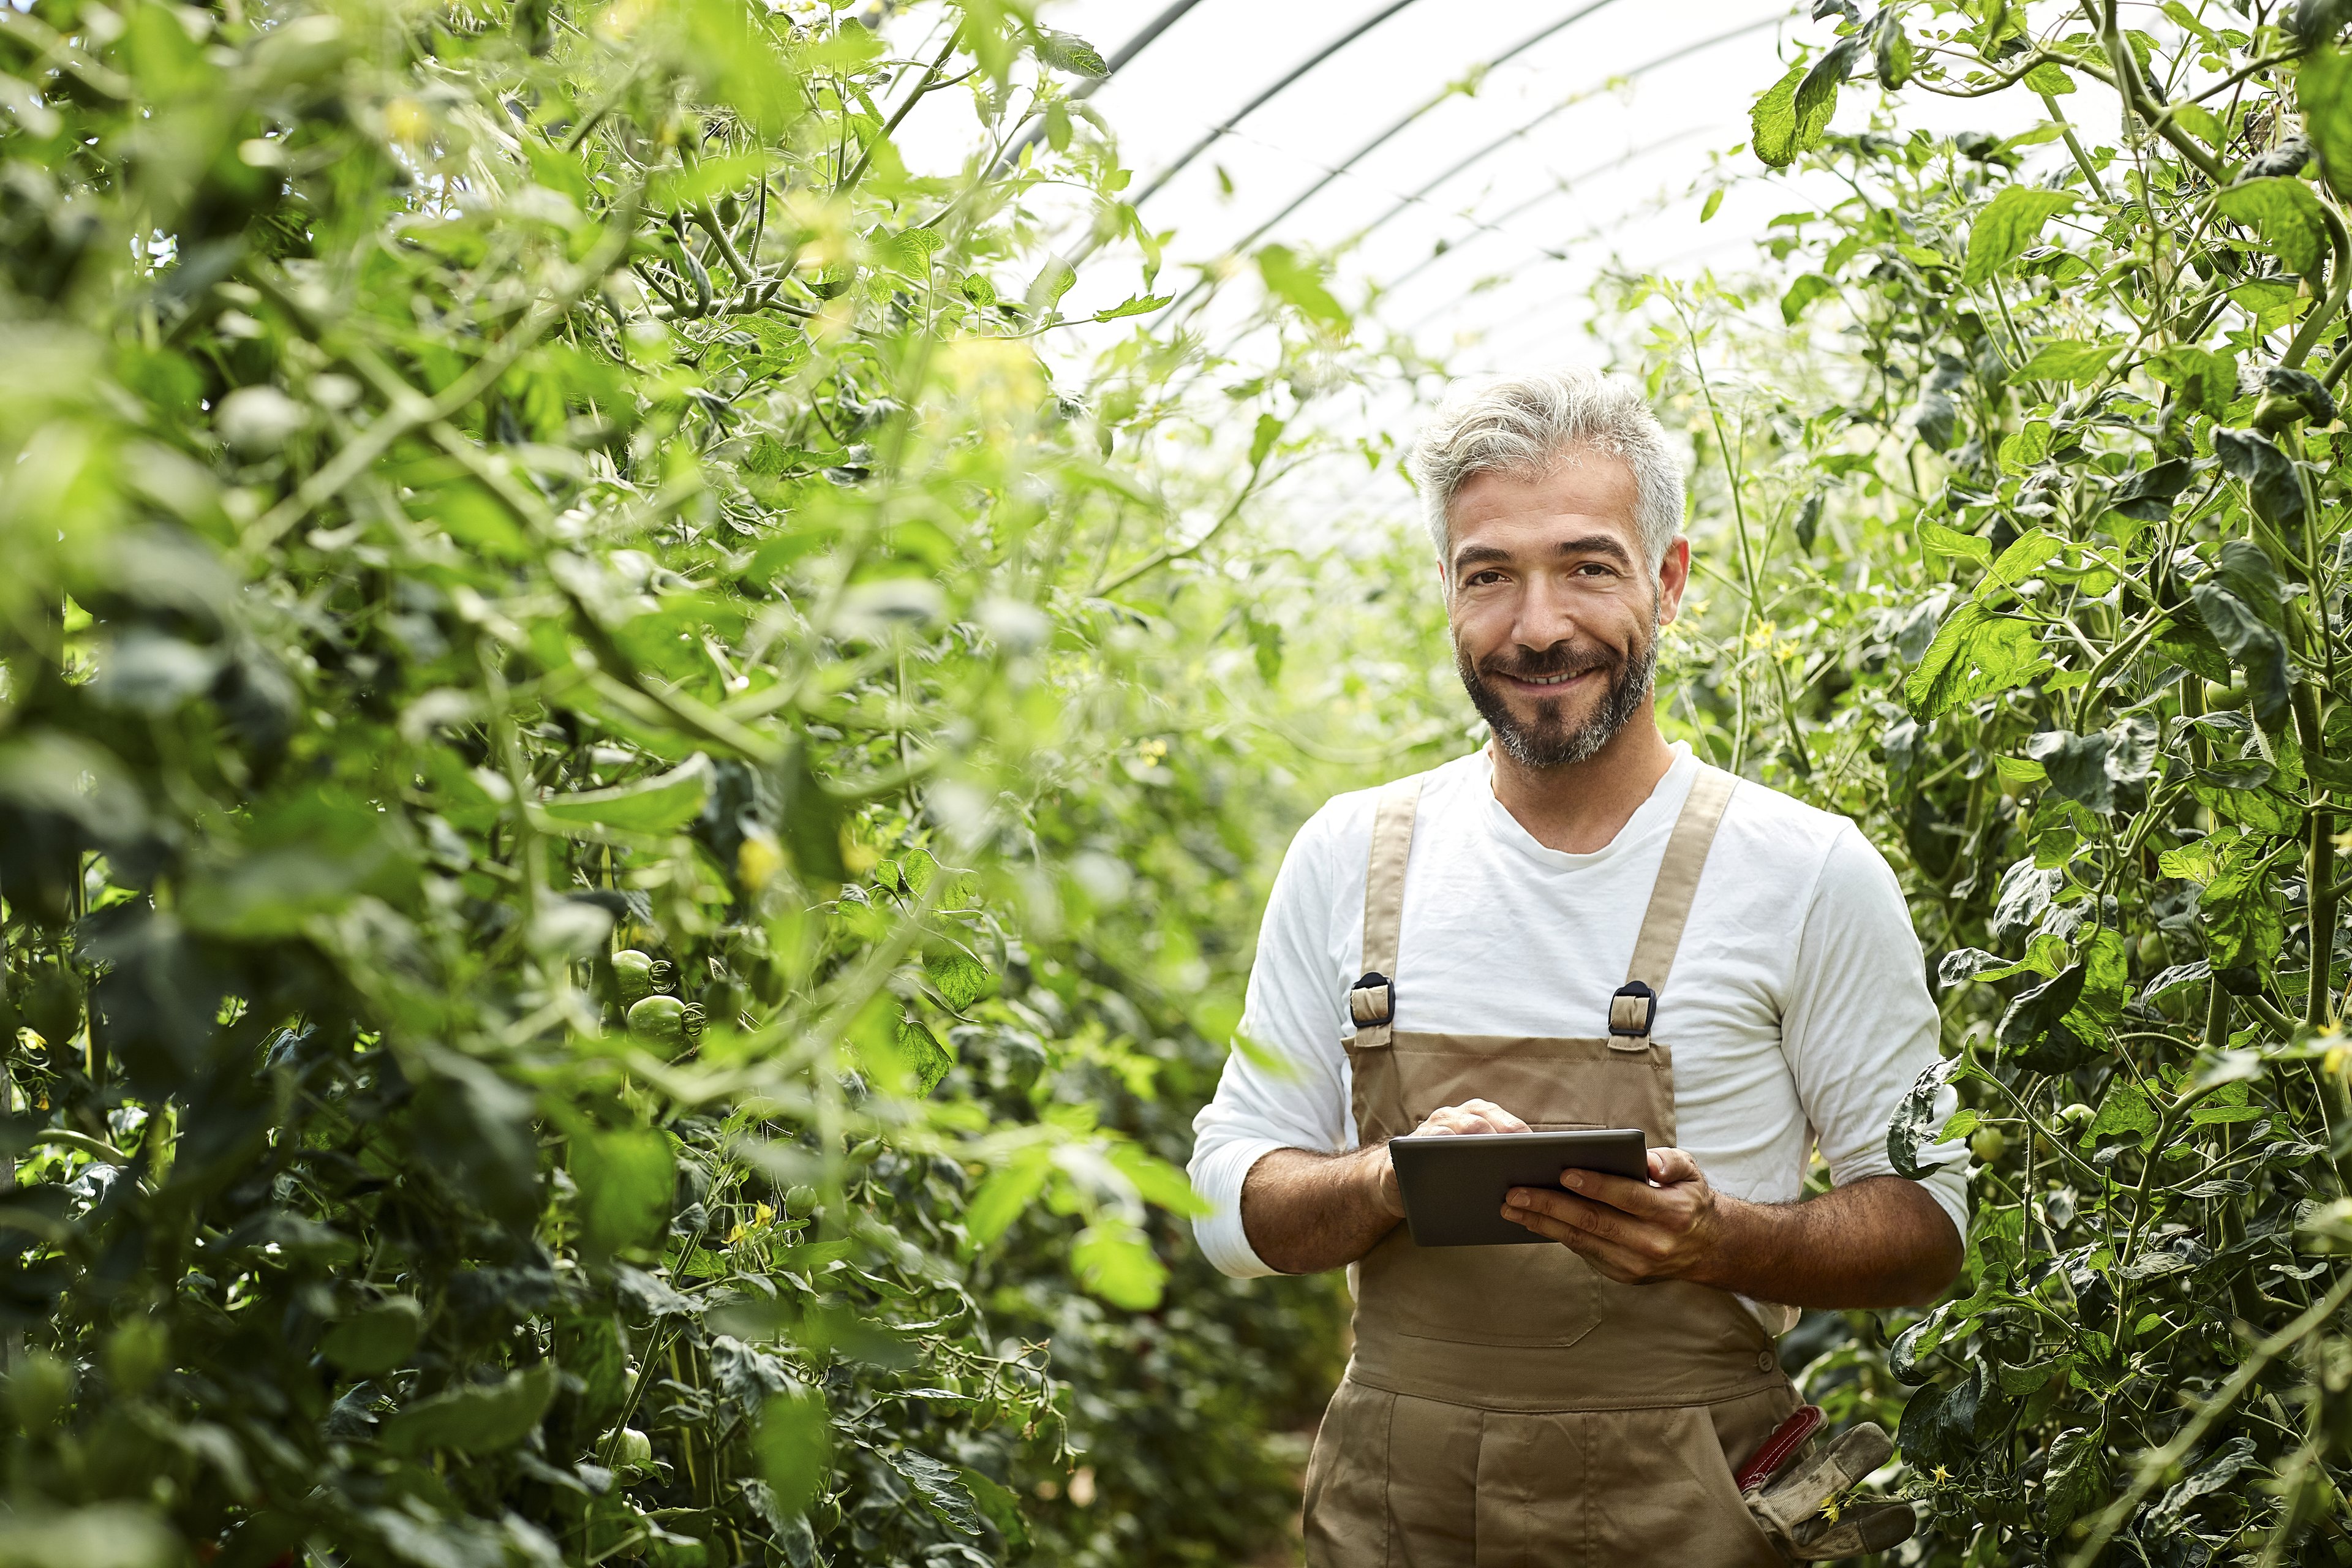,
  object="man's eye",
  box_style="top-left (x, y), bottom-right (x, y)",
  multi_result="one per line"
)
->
top-left (1465, 570), bottom-right (1504, 587)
